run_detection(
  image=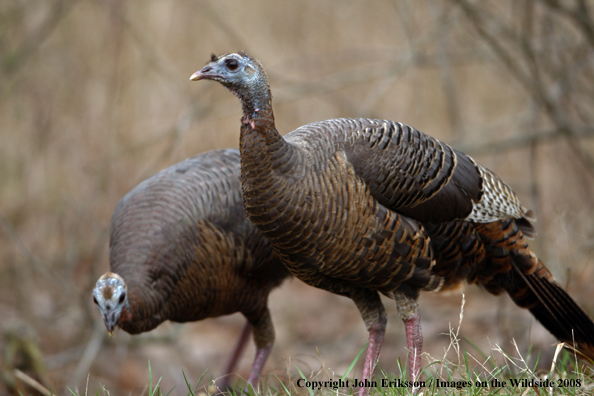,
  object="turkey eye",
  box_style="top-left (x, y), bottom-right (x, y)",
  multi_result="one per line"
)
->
top-left (93, 296), bottom-right (98, 305)
top-left (118, 293), bottom-right (126, 304)
top-left (226, 59), bottom-right (239, 70)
